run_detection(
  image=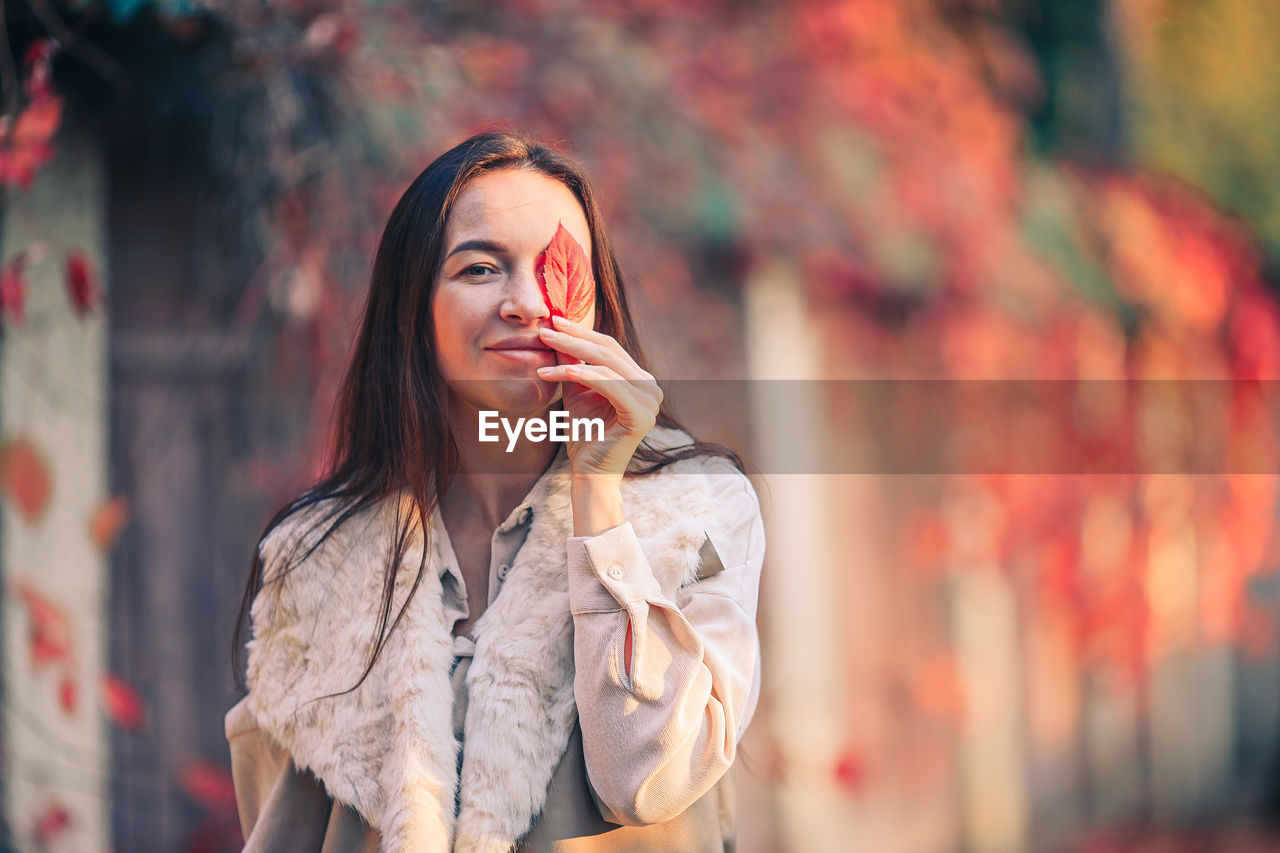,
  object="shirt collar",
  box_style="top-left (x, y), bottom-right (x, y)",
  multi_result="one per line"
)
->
top-left (433, 445), bottom-right (563, 579)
